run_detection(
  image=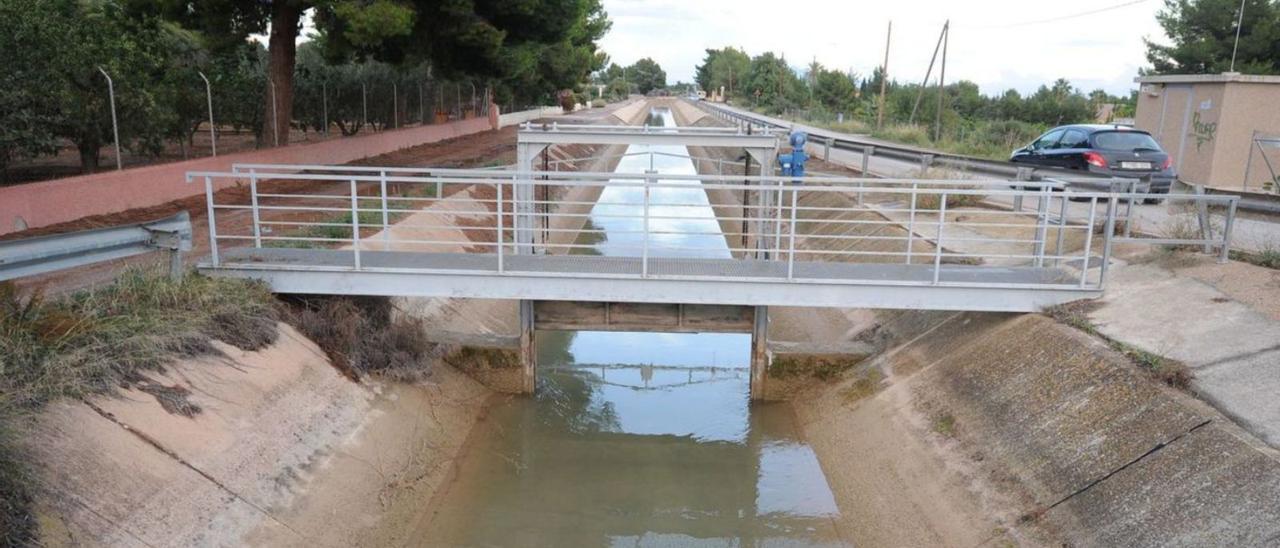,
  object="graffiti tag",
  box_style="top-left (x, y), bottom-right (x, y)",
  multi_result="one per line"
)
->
top-left (1190, 111), bottom-right (1218, 152)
